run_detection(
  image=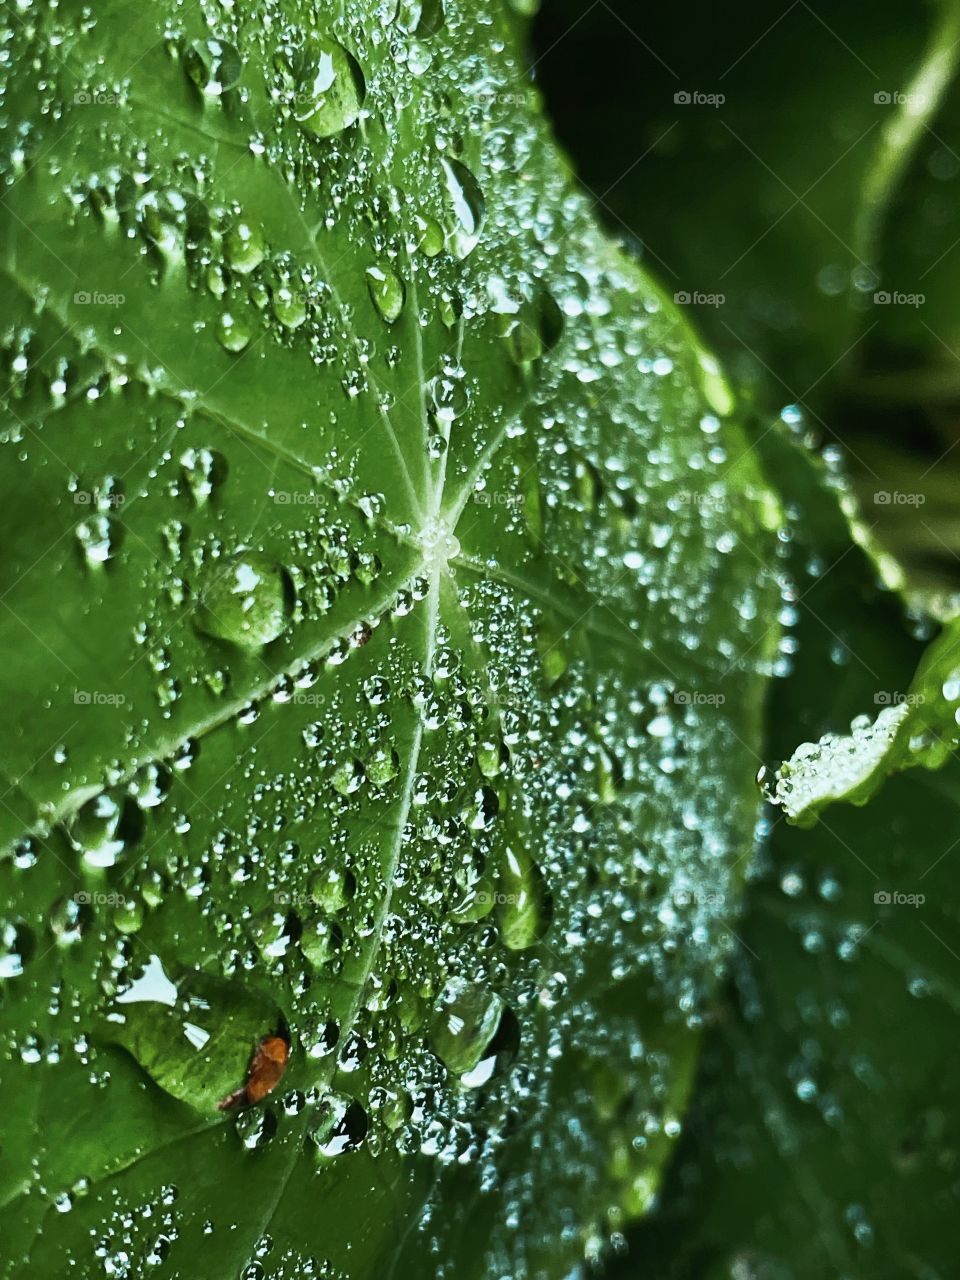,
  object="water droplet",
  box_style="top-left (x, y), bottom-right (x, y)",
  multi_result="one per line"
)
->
top-left (236, 1106), bottom-right (277, 1151)
top-left (366, 264), bottom-right (406, 323)
top-left (194, 553), bottom-right (292, 650)
top-left (217, 308), bottom-right (254, 353)
top-left (224, 220), bottom-right (266, 275)
top-left (271, 283), bottom-right (307, 330)
top-left (307, 1091), bottom-right (369, 1157)
top-left (292, 39), bottom-right (365, 139)
top-left (68, 790), bottom-right (143, 869)
top-left (397, 0), bottom-right (446, 36)
top-left (183, 38), bottom-right (242, 97)
top-left (300, 914), bottom-right (343, 966)
top-left (112, 961), bottom-right (286, 1114)
top-left (180, 447), bottom-right (227, 506)
top-left (495, 842), bottom-right (553, 950)
top-left (309, 863), bottom-right (354, 912)
top-left (429, 978), bottom-right (518, 1087)
top-left (440, 158), bottom-right (485, 258)
top-left (0, 920), bottom-right (35, 979)
top-left (75, 513), bottom-right (118, 567)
